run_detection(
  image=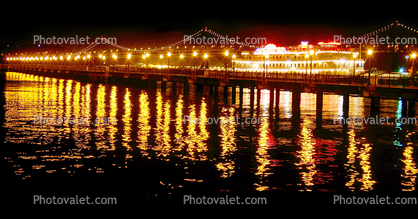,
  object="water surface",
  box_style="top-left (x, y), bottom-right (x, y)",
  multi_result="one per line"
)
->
top-left (2, 72), bottom-right (418, 198)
